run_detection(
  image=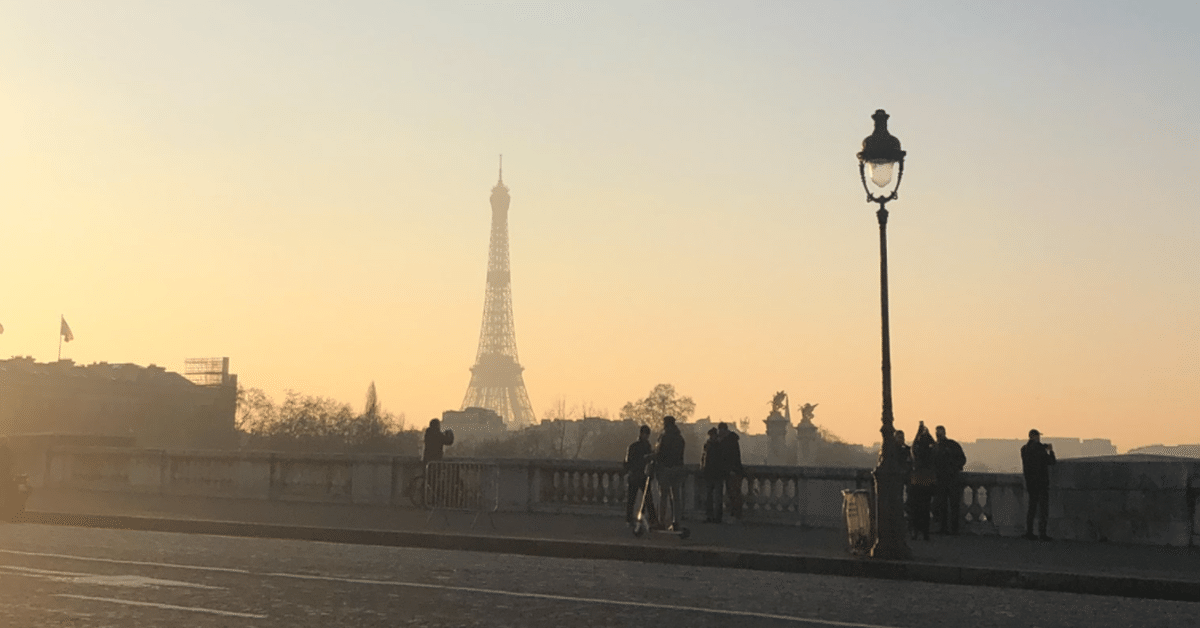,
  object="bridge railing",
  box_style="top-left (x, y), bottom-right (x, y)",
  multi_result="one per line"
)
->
top-left (39, 446), bottom-right (1200, 546)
